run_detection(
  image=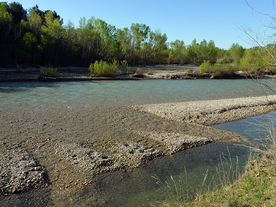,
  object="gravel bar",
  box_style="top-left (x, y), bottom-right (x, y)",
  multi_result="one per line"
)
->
top-left (131, 95), bottom-right (276, 126)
